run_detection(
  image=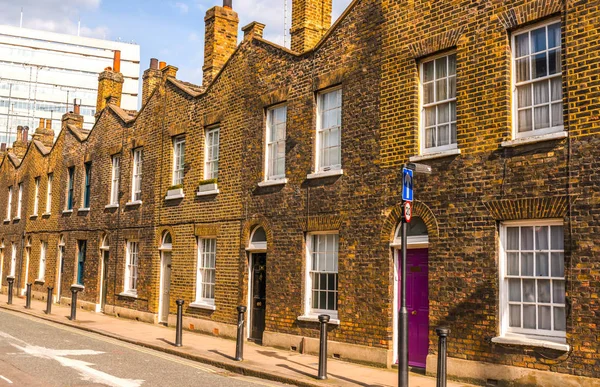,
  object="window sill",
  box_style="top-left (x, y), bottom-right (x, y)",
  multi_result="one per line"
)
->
top-left (78, 208), bottom-right (90, 213)
top-left (258, 178), bottom-right (288, 187)
top-left (189, 302), bottom-right (216, 311)
top-left (307, 169), bottom-right (344, 180)
top-left (62, 210), bottom-right (73, 214)
top-left (118, 291), bottom-right (138, 299)
top-left (297, 315), bottom-right (340, 325)
top-left (165, 193), bottom-right (185, 201)
top-left (3, 219), bottom-right (9, 223)
top-left (196, 189), bottom-right (219, 197)
top-left (34, 279), bottom-right (45, 285)
top-left (125, 200), bottom-right (142, 207)
top-left (12, 217), bottom-right (21, 221)
top-left (410, 148), bottom-right (461, 162)
top-left (491, 335), bottom-right (569, 352)
top-left (501, 131), bottom-right (568, 148)
top-left (30, 214), bottom-right (38, 219)
top-left (42, 212), bottom-right (51, 217)
top-left (105, 204), bottom-right (119, 209)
